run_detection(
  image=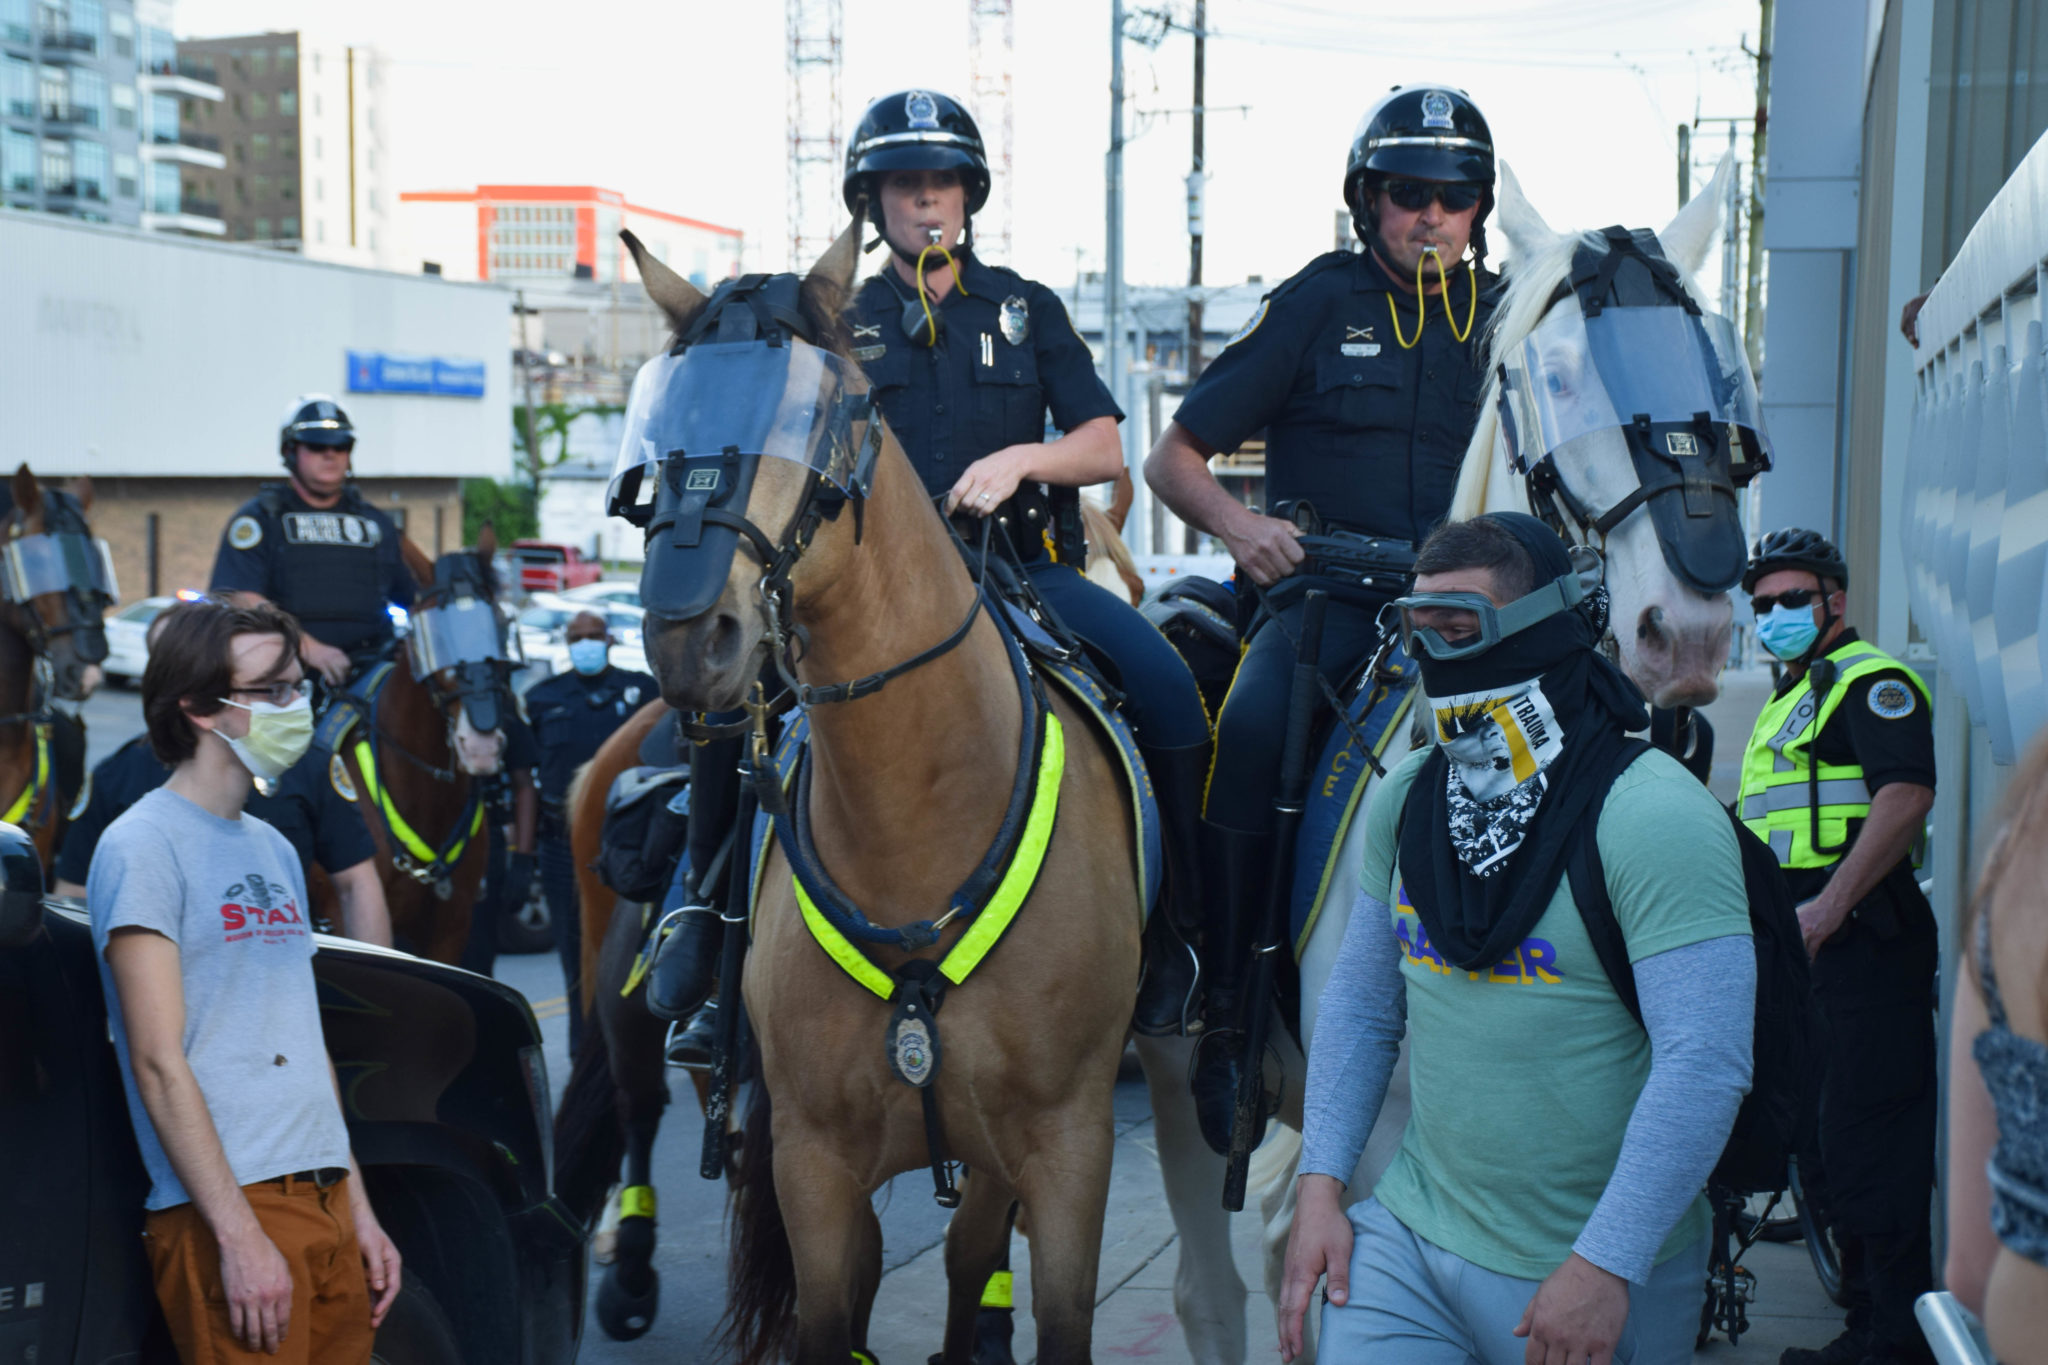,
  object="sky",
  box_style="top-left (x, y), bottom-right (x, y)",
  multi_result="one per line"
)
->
top-left (174, 0), bottom-right (1768, 291)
